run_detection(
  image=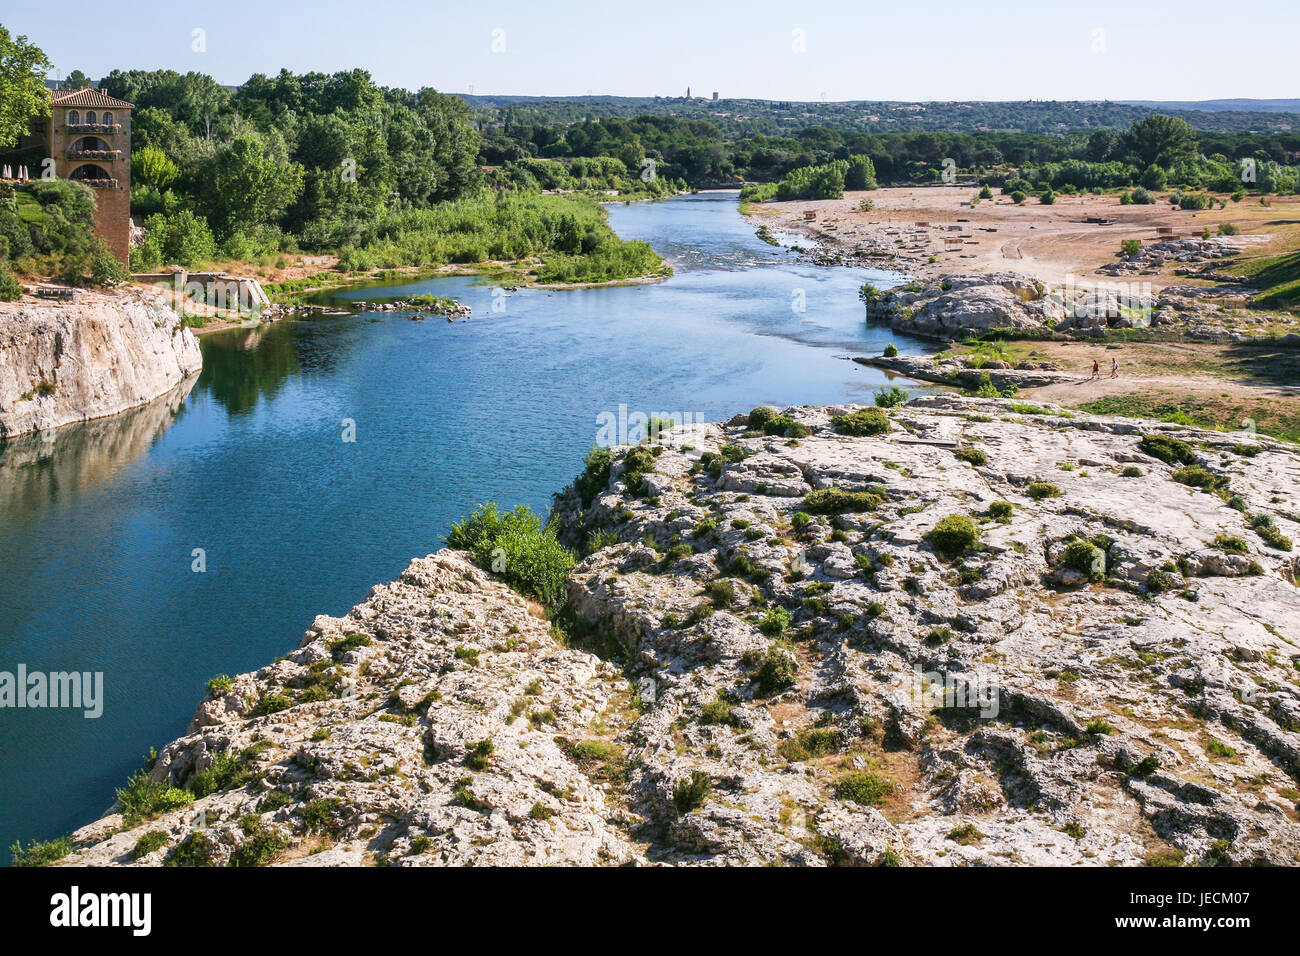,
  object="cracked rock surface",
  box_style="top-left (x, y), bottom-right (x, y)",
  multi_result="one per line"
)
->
top-left (61, 396), bottom-right (1300, 866)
